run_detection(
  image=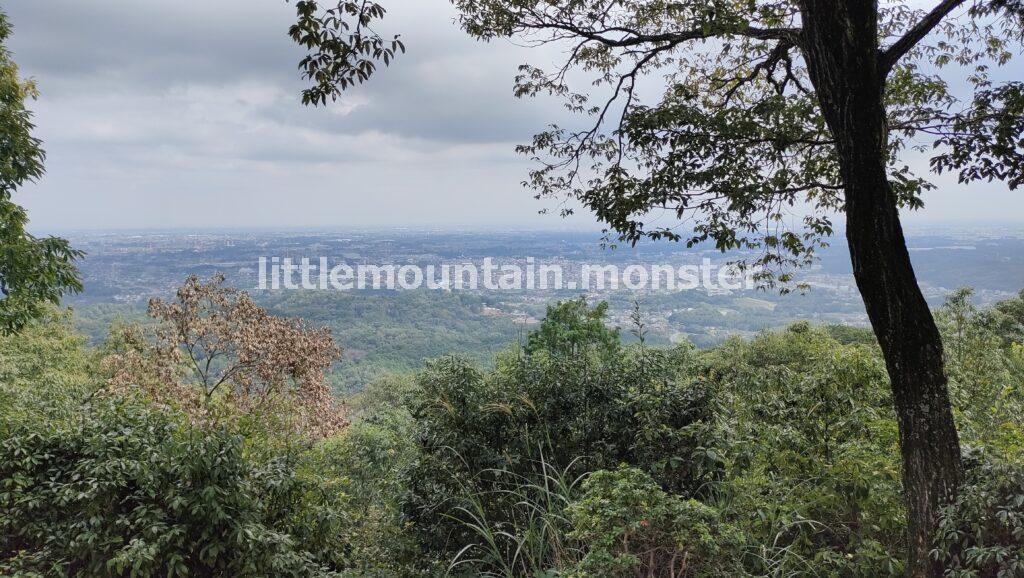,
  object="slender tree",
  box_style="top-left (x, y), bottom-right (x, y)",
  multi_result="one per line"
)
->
top-left (0, 11), bottom-right (82, 334)
top-left (286, 1), bottom-right (1023, 574)
top-left (104, 274), bottom-right (346, 438)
